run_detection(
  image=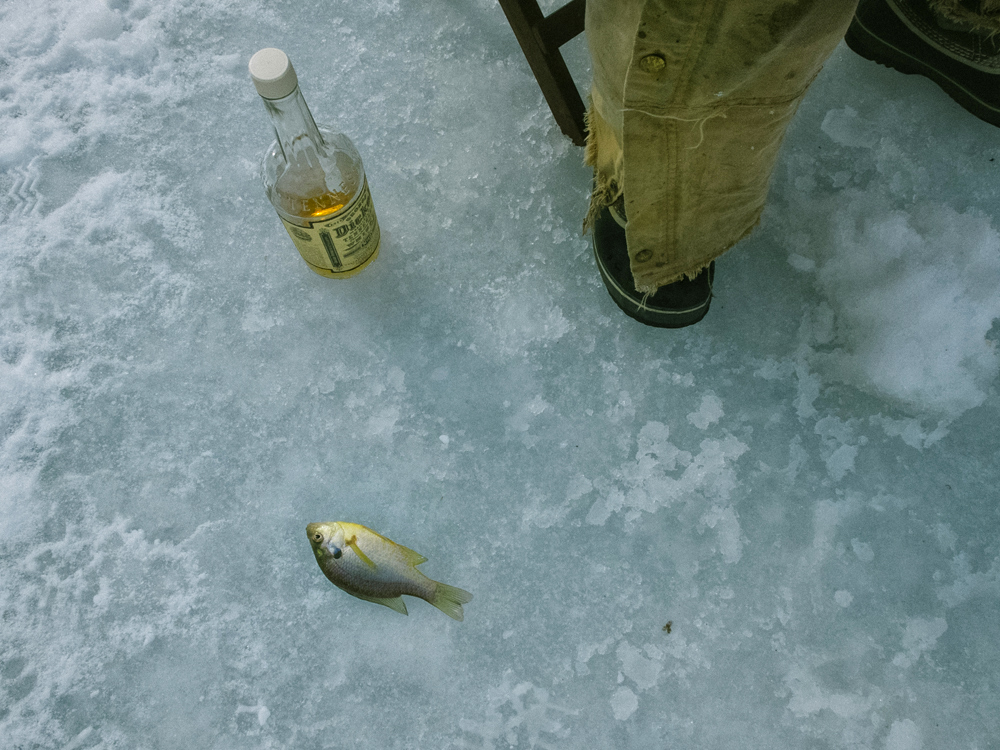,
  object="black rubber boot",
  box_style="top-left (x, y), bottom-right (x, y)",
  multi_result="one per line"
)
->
top-left (592, 198), bottom-right (713, 329)
top-left (845, 0), bottom-right (1000, 127)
